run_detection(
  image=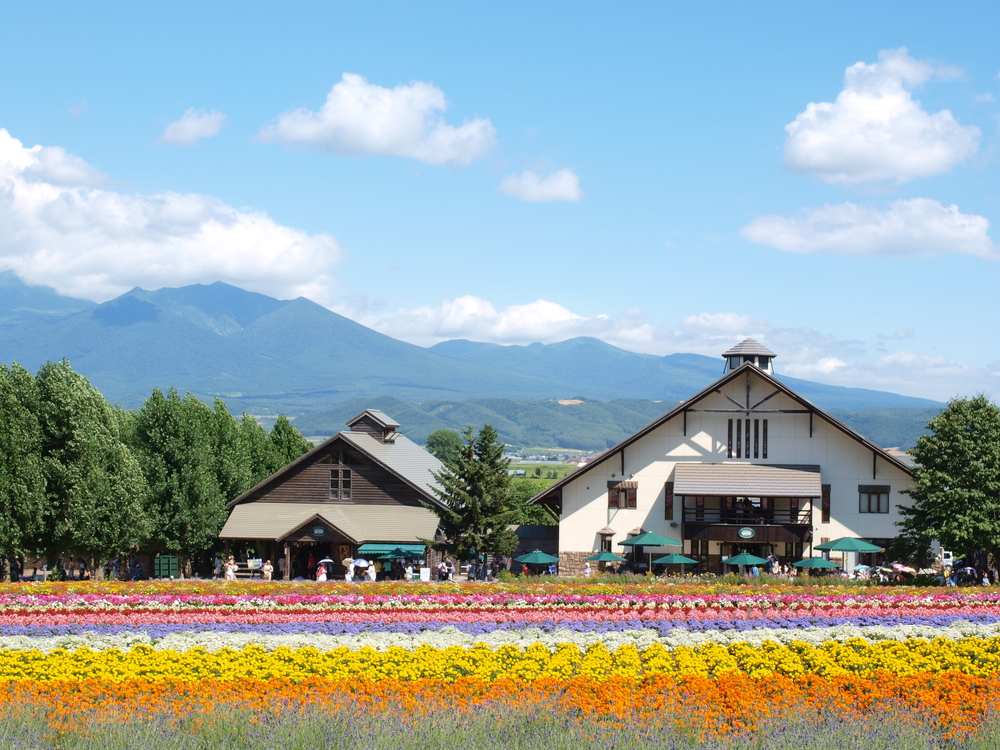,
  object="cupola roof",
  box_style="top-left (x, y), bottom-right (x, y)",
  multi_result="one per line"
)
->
top-left (721, 338), bottom-right (776, 359)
